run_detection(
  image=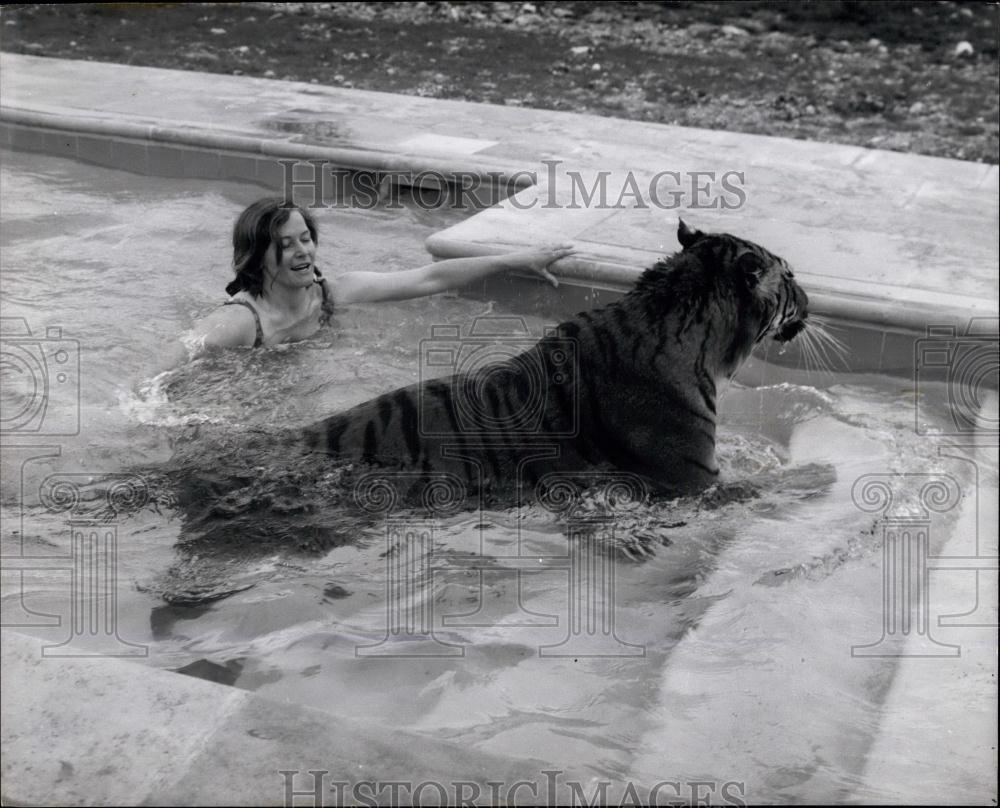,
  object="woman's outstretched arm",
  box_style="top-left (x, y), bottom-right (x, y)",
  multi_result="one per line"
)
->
top-left (327, 246), bottom-right (575, 305)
